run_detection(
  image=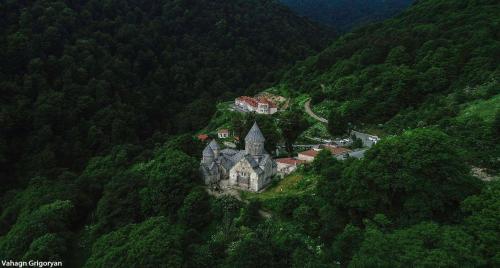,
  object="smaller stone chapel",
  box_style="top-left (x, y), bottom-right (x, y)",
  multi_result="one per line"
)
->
top-left (200, 122), bottom-right (277, 192)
